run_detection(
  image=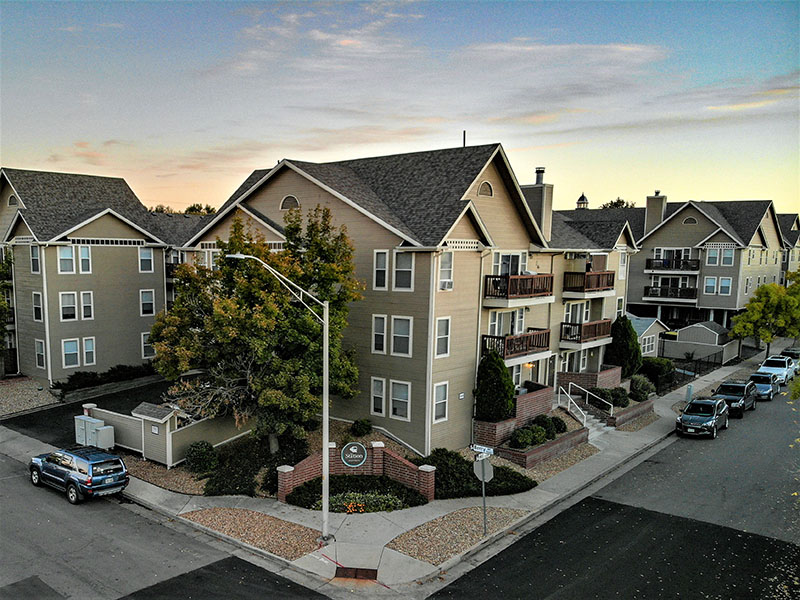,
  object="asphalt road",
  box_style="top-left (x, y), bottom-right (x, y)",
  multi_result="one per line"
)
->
top-left (432, 387), bottom-right (800, 599)
top-left (0, 452), bottom-right (324, 599)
